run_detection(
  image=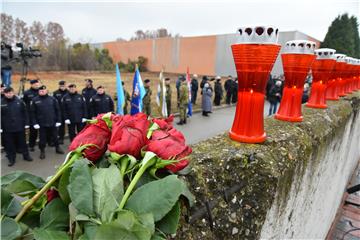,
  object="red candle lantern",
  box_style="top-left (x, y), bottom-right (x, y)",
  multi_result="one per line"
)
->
top-left (306, 48), bottom-right (336, 109)
top-left (344, 57), bottom-right (356, 94)
top-left (229, 26), bottom-right (281, 143)
top-left (275, 40), bottom-right (316, 122)
top-left (356, 59), bottom-right (360, 90)
top-left (334, 54), bottom-right (347, 97)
